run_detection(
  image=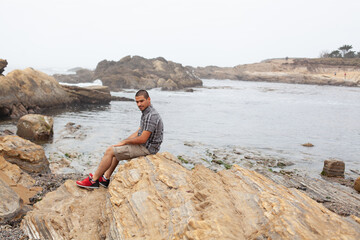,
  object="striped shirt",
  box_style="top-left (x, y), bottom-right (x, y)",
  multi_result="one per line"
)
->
top-left (138, 105), bottom-right (164, 154)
